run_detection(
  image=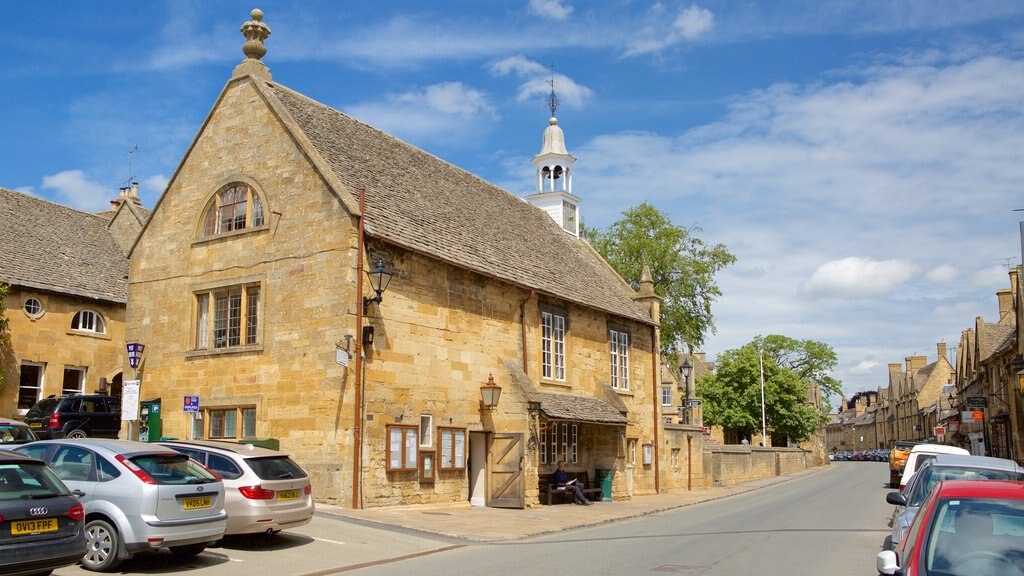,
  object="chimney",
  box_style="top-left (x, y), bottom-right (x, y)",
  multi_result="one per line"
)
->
top-left (906, 355), bottom-right (927, 373)
top-left (129, 182), bottom-right (142, 207)
top-left (937, 341), bottom-right (947, 363)
top-left (997, 287), bottom-right (1013, 323)
top-left (888, 363), bottom-right (901, 374)
top-left (110, 187), bottom-right (128, 210)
